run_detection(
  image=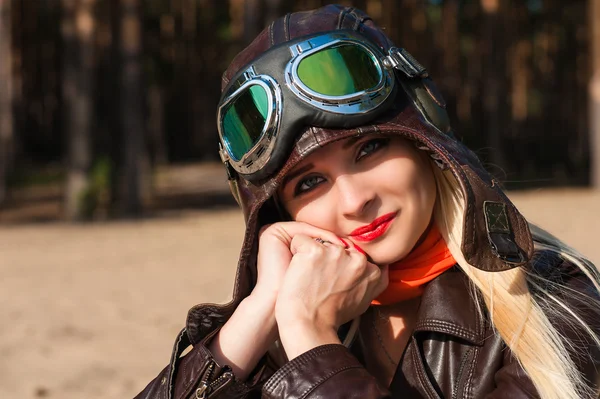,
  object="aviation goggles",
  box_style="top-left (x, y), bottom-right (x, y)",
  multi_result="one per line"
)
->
top-left (217, 30), bottom-right (428, 183)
